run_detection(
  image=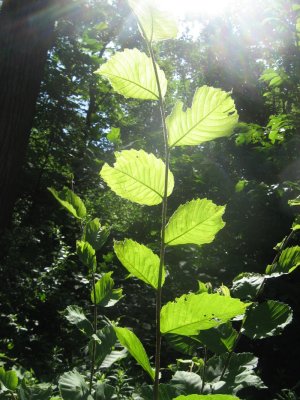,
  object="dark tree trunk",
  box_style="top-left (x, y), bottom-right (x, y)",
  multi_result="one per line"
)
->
top-left (0, 0), bottom-right (57, 231)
